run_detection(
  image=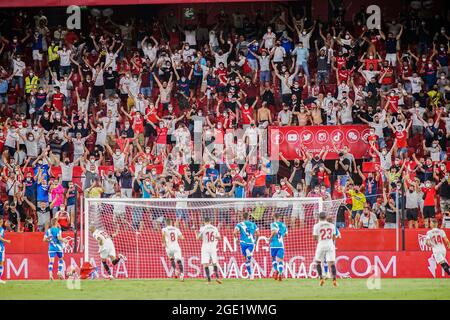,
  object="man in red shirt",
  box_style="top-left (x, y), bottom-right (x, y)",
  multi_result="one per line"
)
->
top-left (387, 118), bottom-right (412, 158)
top-left (215, 62), bottom-right (228, 94)
top-left (362, 52), bottom-right (382, 71)
top-left (251, 165), bottom-right (267, 197)
top-left (336, 65), bottom-right (353, 83)
top-left (334, 52), bottom-right (347, 70)
top-left (422, 177), bottom-right (449, 228)
top-left (51, 86), bottom-right (65, 112)
top-left (239, 98), bottom-right (257, 128)
top-left (384, 90), bottom-right (400, 113)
